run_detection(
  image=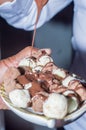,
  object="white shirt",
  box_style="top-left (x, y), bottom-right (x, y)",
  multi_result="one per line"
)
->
top-left (0, 0), bottom-right (86, 130)
top-left (0, 0), bottom-right (72, 30)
